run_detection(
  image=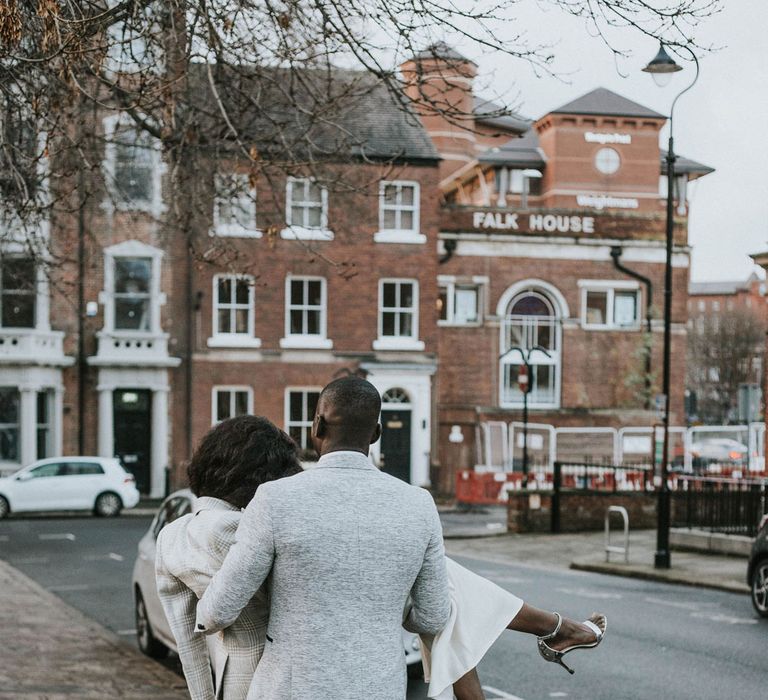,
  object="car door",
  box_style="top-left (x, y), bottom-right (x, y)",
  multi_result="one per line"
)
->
top-left (63, 461), bottom-right (108, 510)
top-left (11, 462), bottom-right (69, 512)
